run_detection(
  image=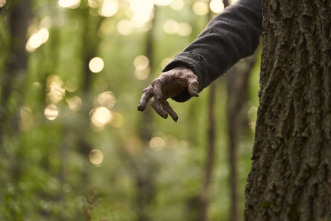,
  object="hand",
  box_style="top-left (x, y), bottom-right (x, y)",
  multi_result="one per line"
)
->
top-left (137, 66), bottom-right (199, 122)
